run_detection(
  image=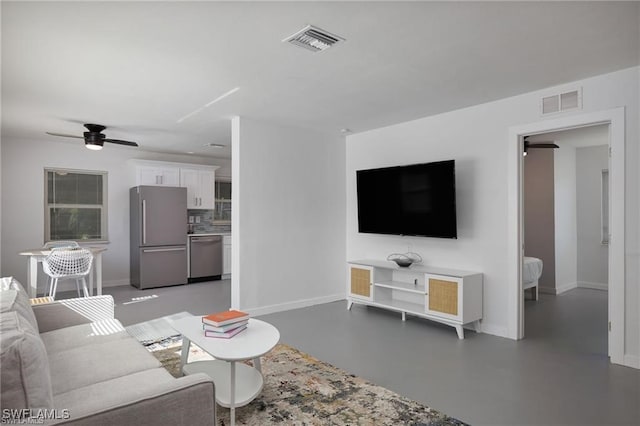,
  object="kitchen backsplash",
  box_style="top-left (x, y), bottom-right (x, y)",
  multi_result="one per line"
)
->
top-left (188, 209), bottom-right (231, 234)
